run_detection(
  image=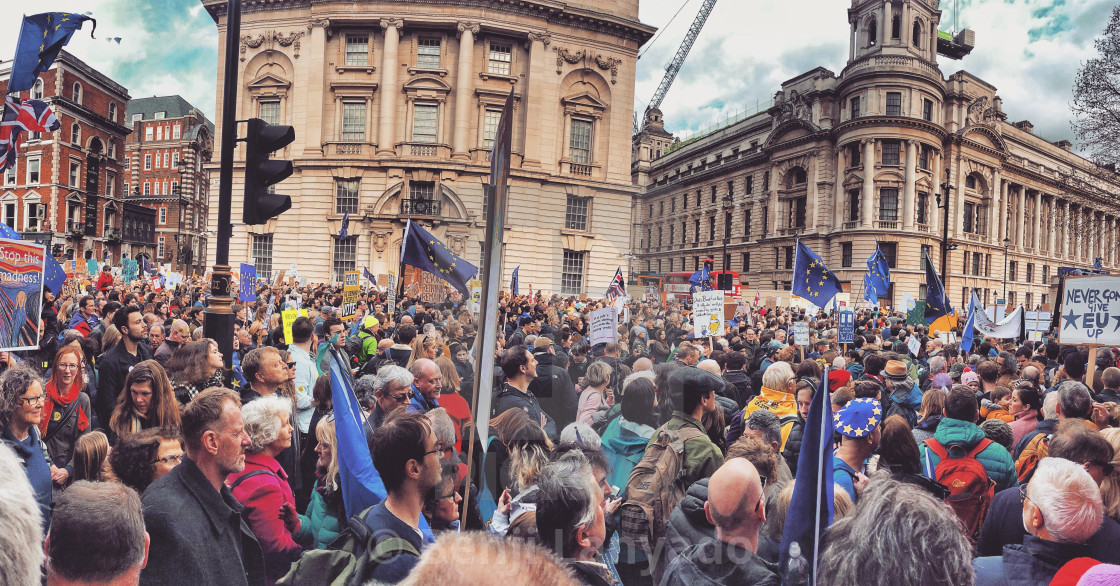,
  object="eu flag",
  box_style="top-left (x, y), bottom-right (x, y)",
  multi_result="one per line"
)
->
top-left (688, 264), bottom-right (711, 292)
top-left (862, 273), bottom-right (878, 306)
top-left (923, 248), bottom-right (954, 323)
top-left (338, 211), bottom-right (349, 240)
top-left (510, 266), bottom-right (519, 297)
top-left (961, 291), bottom-right (978, 354)
top-left (866, 245), bottom-right (891, 297)
top-left (399, 219), bottom-right (478, 297)
top-left (792, 242), bottom-right (842, 306)
top-left (10, 13), bottom-right (96, 93)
